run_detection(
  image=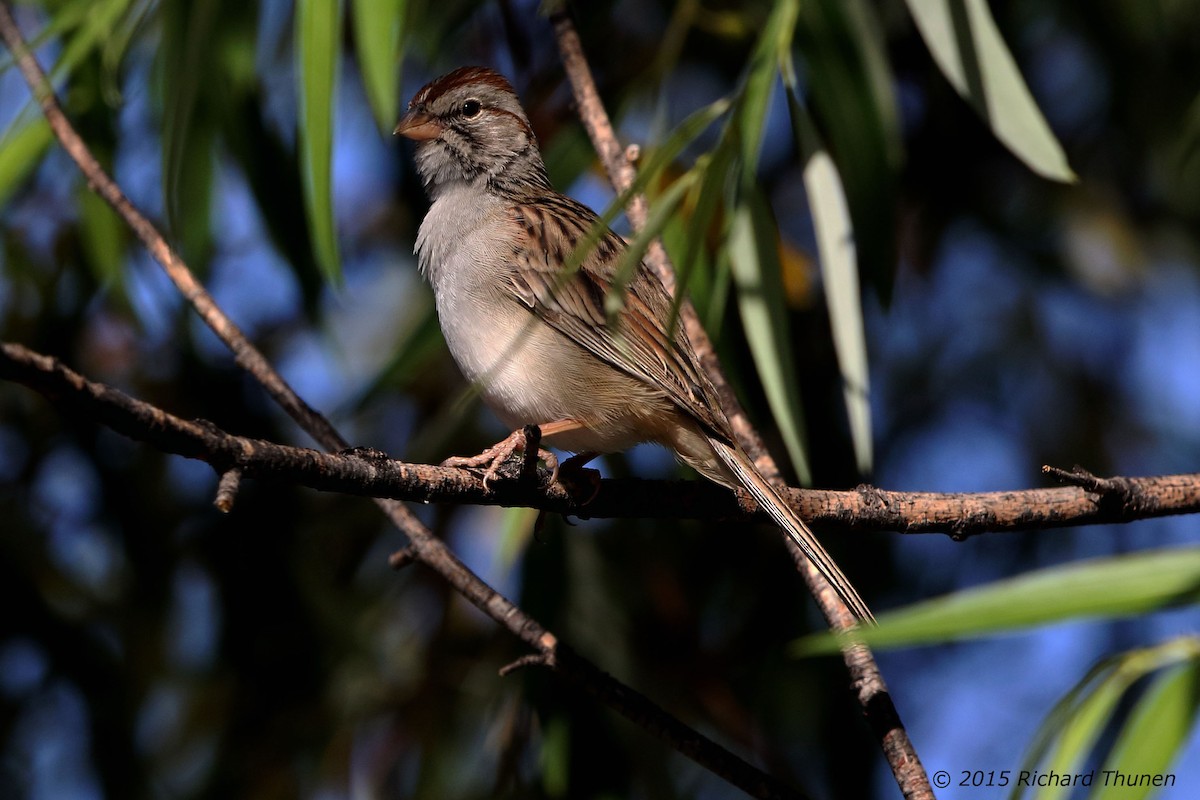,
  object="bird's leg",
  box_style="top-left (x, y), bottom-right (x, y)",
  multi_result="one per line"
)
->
top-left (442, 419), bottom-right (585, 489)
